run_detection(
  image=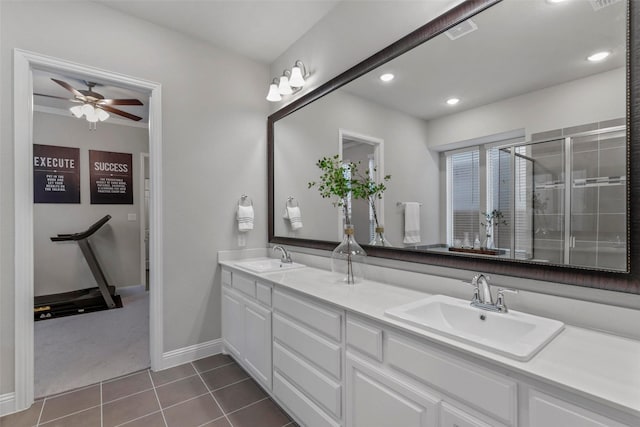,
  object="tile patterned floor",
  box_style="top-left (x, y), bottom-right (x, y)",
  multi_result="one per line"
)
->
top-left (0, 355), bottom-right (299, 427)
